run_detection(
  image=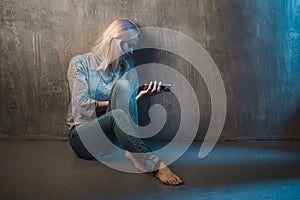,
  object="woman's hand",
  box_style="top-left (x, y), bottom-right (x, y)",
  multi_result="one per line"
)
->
top-left (136, 80), bottom-right (163, 102)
